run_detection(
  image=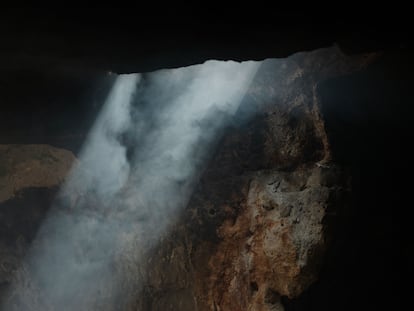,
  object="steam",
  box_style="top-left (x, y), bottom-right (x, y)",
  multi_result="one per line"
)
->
top-left (3, 60), bottom-right (261, 310)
